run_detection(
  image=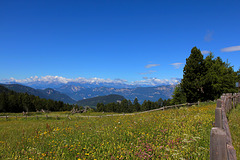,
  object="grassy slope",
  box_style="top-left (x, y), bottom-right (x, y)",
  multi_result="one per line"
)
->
top-left (0, 102), bottom-right (215, 159)
top-left (0, 111), bottom-right (123, 117)
top-left (228, 104), bottom-right (240, 159)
